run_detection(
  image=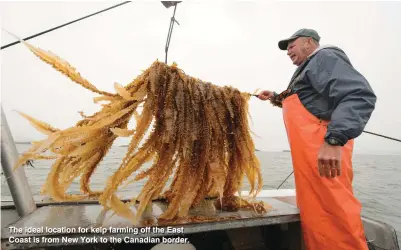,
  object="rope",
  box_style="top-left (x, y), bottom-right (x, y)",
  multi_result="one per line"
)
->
top-left (276, 171), bottom-right (293, 190)
top-left (164, 2), bottom-right (180, 64)
top-left (2, 1), bottom-right (399, 194)
top-left (276, 130), bottom-right (401, 189)
top-left (363, 130), bottom-right (401, 142)
top-left (1, 1), bottom-right (131, 50)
